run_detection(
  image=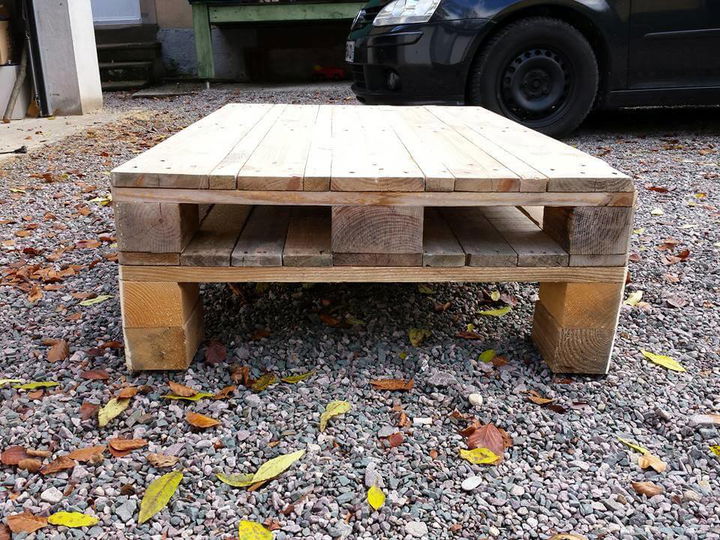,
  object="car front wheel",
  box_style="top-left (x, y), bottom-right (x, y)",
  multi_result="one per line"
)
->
top-left (468, 17), bottom-right (599, 138)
